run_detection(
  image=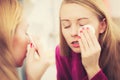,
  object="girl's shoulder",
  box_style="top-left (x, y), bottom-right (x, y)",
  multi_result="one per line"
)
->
top-left (55, 45), bottom-right (60, 55)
